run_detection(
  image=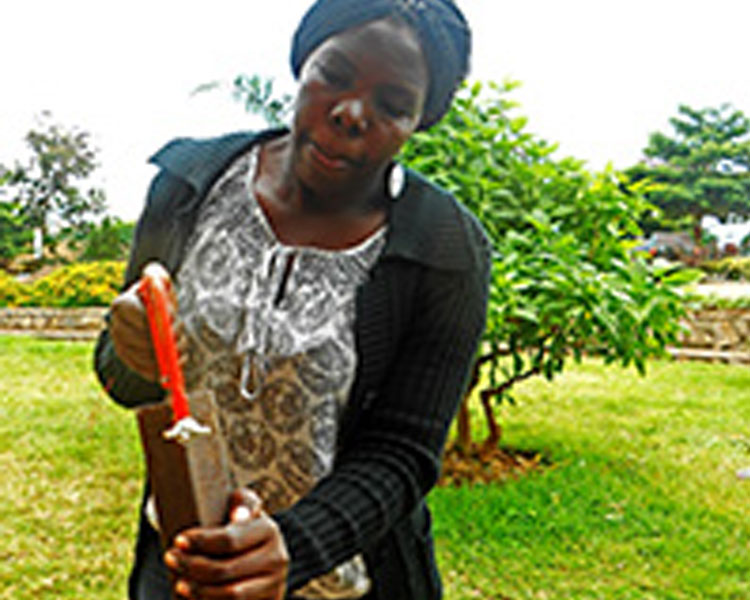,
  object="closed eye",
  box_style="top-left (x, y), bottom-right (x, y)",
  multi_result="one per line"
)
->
top-left (377, 88), bottom-right (419, 120)
top-left (379, 100), bottom-right (412, 119)
top-left (317, 64), bottom-right (351, 89)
